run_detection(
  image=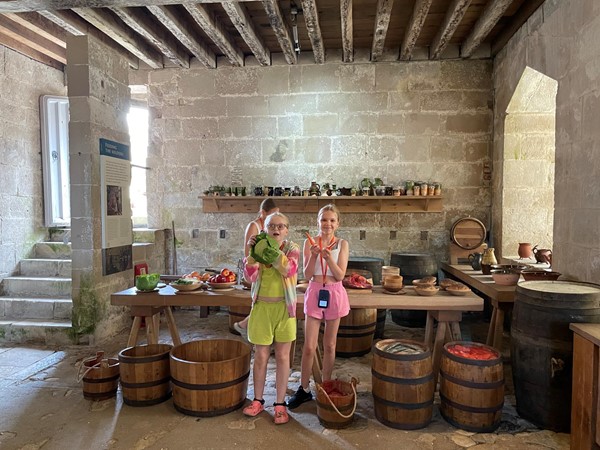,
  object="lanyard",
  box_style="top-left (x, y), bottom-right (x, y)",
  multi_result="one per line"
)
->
top-left (318, 236), bottom-right (336, 287)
